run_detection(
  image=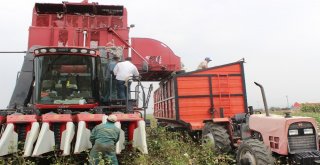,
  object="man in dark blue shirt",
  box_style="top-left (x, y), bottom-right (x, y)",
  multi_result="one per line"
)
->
top-left (104, 55), bottom-right (120, 101)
